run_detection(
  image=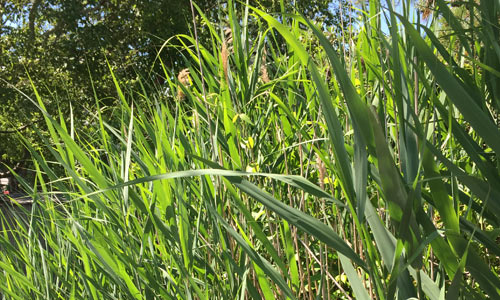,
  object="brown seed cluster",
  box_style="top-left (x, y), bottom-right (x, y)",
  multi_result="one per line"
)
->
top-left (224, 27), bottom-right (233, 45)
top-left (260, 45), bottom-right (270, 84)
top-left (222, 42), bottom-right (229, 82)
top-left (316, 154), bottom-right (326, 190)
top-left (421, 0), bottom-right (435, 20)
top-left (222, 28), bottom-right (232, 82)
top-left (176, 68), bottom-right (190, 101)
